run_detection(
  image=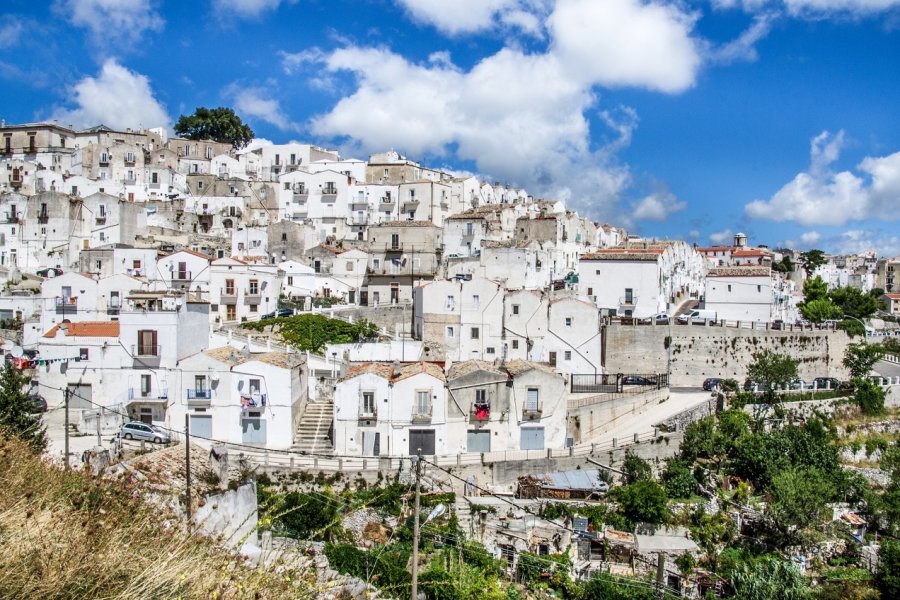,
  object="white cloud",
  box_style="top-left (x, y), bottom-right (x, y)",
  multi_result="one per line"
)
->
top-left (709, 229), bottom-right (733, 244)
top-left (226, 86), bottom-right (298, 131)
top-left (833, 229), bottom-right (900, 257)
top-left (54, 0), bottom-right (164, 48)
top-left (212, 0), bottom-right (286, 19)
top-left (548, 0), bottom-right (701, 93)
top-left (632, 192), bottom-right (687, 221)
top-left (0, 18), bottom-right (24, 49)
top-left (395, 0), bottom-right (524, 35)
top-left (237, 138), bottom-right (274, 154)
top-left (688, 229), bottom-right (701, 239)
top-left (745, 130), bottom-right (900, 226)
top-left (800, 231), bottom-right (821, 245)
top-left (713, 0), bottom-right (900, 16)
top-left (52, 59), bottom-right (170, 130)
top-left (279, 49), bottom-right (325, 74)
top-left (706, 13), bottom-right (775, 64)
